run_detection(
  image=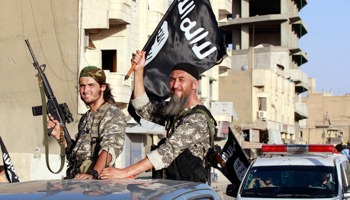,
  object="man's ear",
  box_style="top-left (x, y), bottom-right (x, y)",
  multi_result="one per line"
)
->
top-left (100, 84), bottom-right (107, 92)
top-left (192, 80), bottom-right (199, 90)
